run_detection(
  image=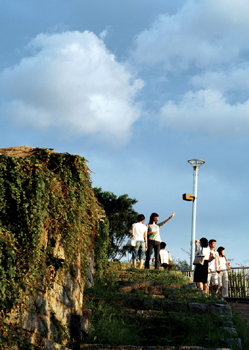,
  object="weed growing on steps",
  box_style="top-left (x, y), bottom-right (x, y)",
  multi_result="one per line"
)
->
top-left (125, 267), bottom-right (188, 283)
top-left (231, 305), bottom-right (249, 350)
top-left (83, 266), bottom-right (237, 348)
top-left (83, 286), bottom-right (234, 347)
